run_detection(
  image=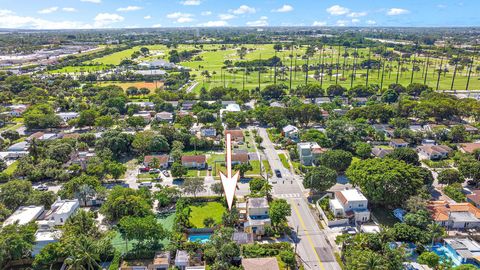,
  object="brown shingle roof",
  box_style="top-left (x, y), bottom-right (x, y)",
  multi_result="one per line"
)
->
top-left (335, 191), bottom-right (348, 205)
top-left (224, 129), bottom-right (244, 139)
top-left (467, 190), bottom-right (480, 206)
top-left (242, 257), bottom-right (279, 270)
top-left (230, 153), bottom-right (249, 163)
top-left (144, 155), bottom-right (169, 164)
top-left (459, 143), bottom-right (480, 154)
top-left (181, 155), bottom-right (206, 163)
